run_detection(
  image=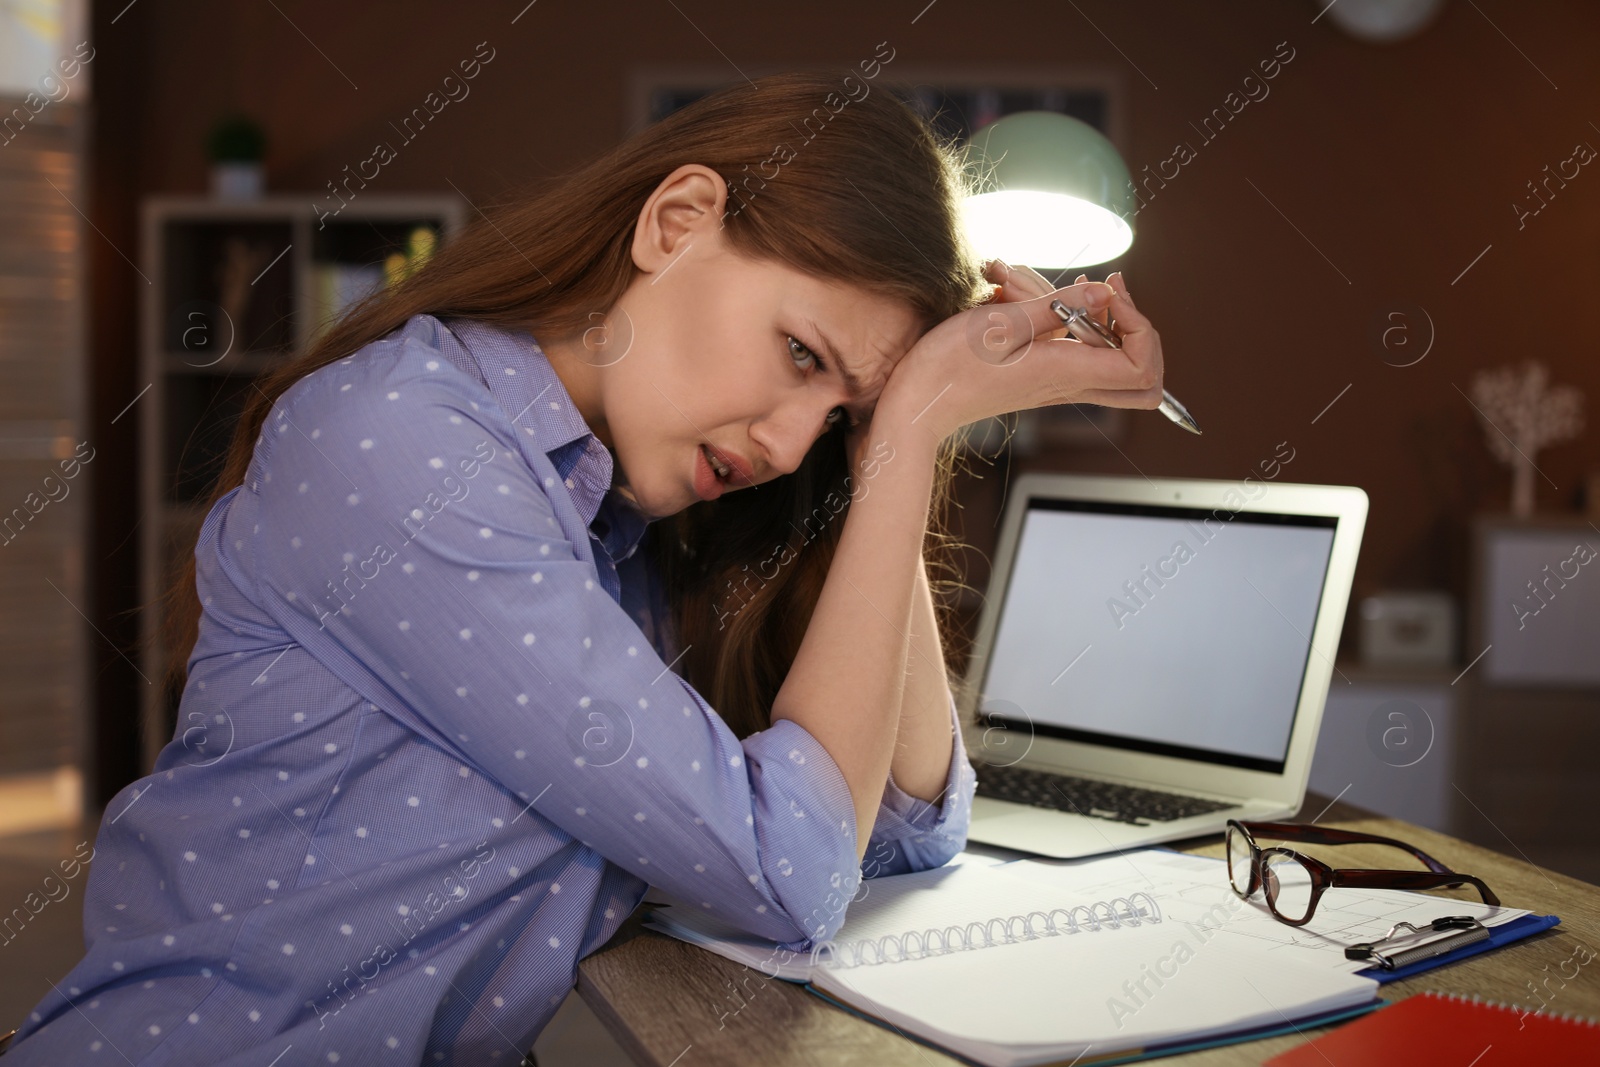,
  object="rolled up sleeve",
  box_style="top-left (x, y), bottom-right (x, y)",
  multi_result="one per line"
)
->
top-left (860, 690), bottom-right (976, 879)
